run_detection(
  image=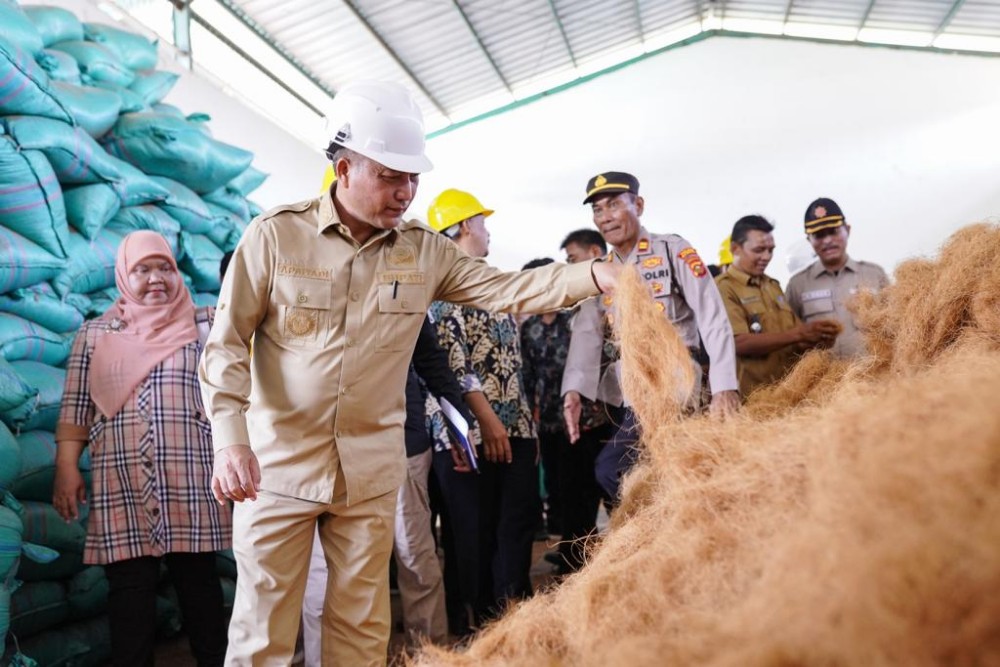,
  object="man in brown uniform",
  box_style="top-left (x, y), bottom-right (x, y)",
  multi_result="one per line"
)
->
top-left (786, 198), bottom-right (890, 359)
top-left (715, 215), bottom-right (841, 398)
top-left (198, 81), bottom-right (619, 666)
